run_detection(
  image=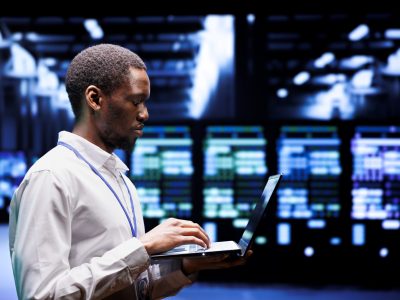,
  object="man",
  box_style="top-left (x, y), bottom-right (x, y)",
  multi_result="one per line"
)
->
top-left (9, 44), bottom-right (249, 299)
